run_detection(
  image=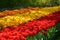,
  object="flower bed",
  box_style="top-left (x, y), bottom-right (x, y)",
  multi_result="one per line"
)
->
top-left (0, 11), bottom-right (60, 40)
